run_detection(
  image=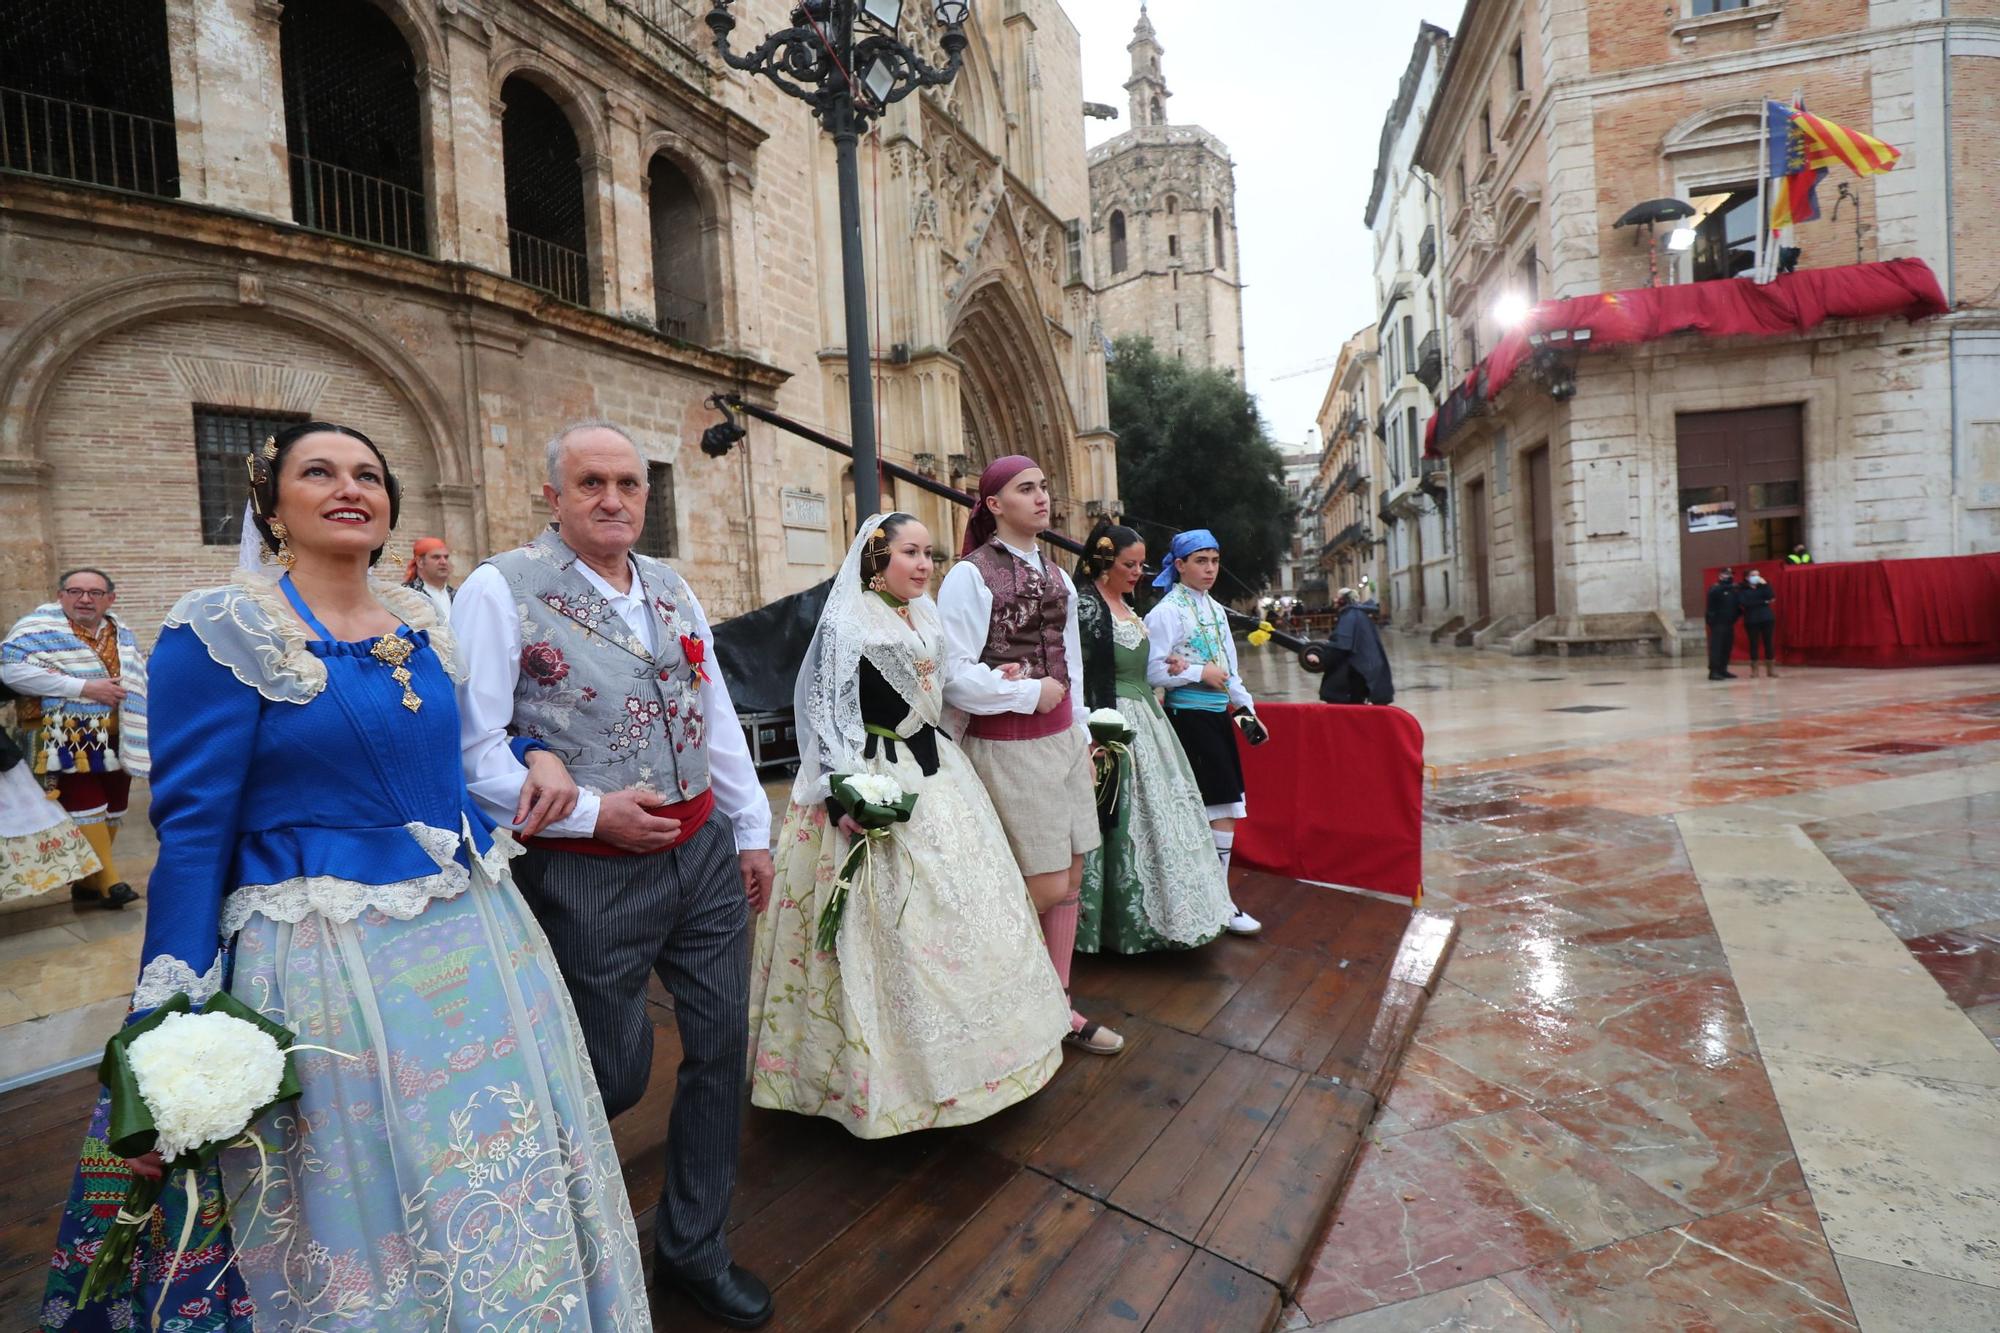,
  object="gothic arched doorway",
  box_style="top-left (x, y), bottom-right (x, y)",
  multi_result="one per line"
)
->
top-left (948, 276), bottom-right (1080, 539)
